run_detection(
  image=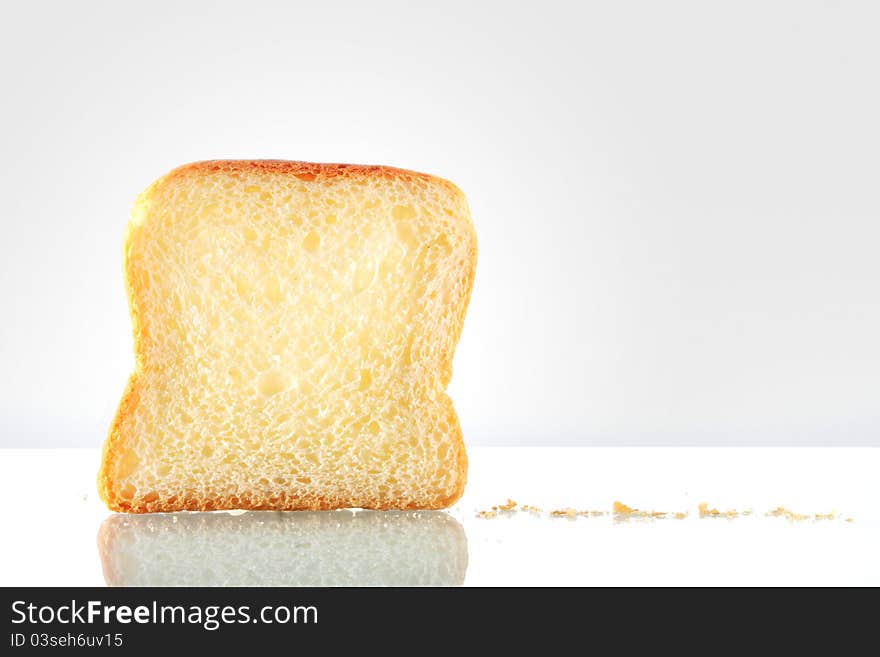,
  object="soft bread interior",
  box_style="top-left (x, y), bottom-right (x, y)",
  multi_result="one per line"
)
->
top-left (98, 510), bottom-right (468, 586)
top-left (99, 162), bottom-right (477, 511)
